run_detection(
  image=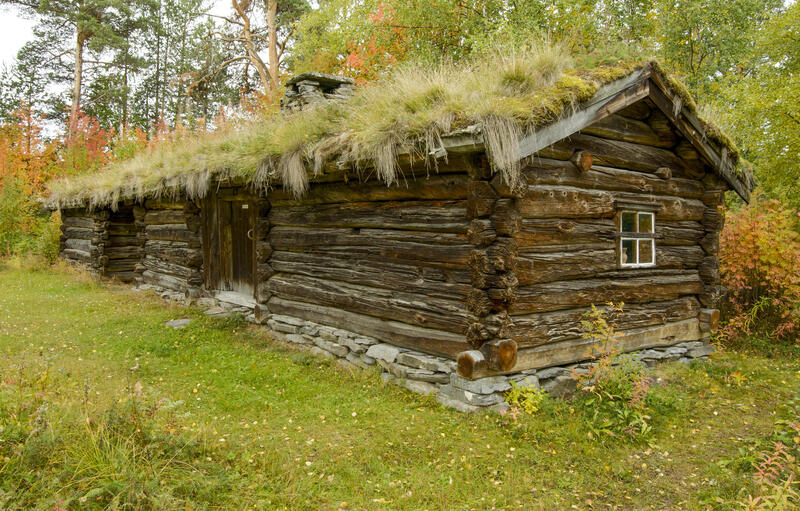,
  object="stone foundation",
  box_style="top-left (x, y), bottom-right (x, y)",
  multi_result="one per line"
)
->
top-left (139, 286), bottom-right (716, 413)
